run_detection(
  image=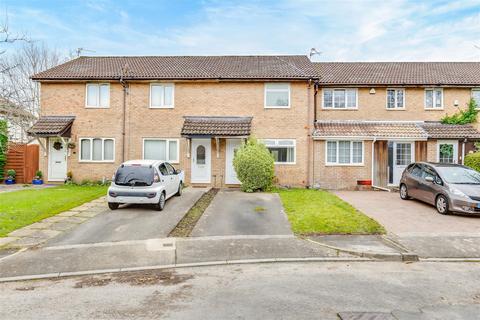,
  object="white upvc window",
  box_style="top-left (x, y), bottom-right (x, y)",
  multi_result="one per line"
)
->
top-left (323, 88), bottom-right (358, 109)
top-left (472, 88), bottom-right (480, 108)
top-left (86, 83), bottom-right (110, 108)
top-left (325, 140), bottom-right (363, 165)
top-left (262, 139), bottom-right (296, 164)
top-left (143, 138), bottom-right (179, 163)
top-left (425, 88), bottom-right (443, 109)
top-left (264, 83), bottom-right (290, 108)
top-left (437, 140), bottom-right (458, 164)
top-left (150, 83), bottom-right (174, 108)
top-left (79, 138), bottom-right (115, 162)
top-left (386, 88), bottom-right (405, 109)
